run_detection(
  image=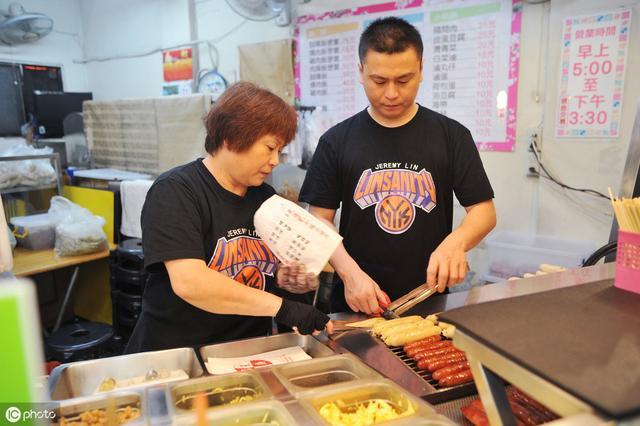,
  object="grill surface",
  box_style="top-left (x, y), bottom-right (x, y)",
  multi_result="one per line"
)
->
top-left (388, 345), bottom-right (477, 404)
